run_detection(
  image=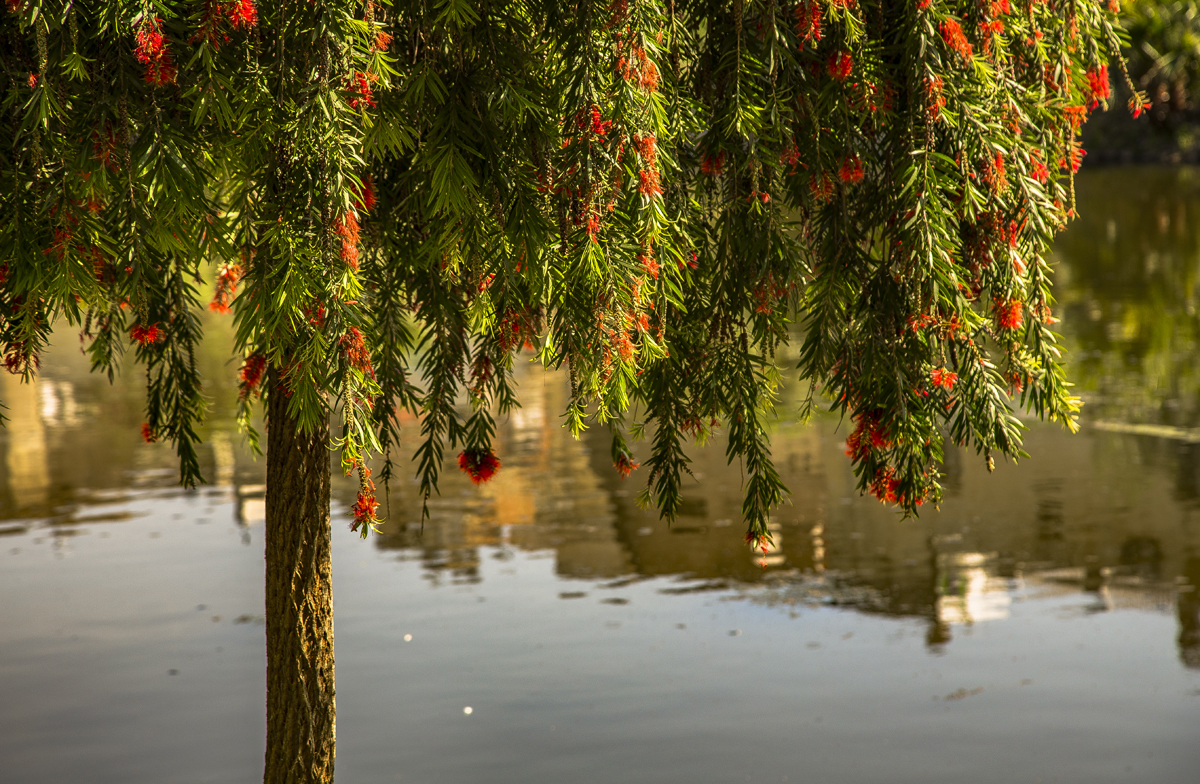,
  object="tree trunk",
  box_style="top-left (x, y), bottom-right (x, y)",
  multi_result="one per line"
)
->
top-left (264, 371), bottom-right (336, 784)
